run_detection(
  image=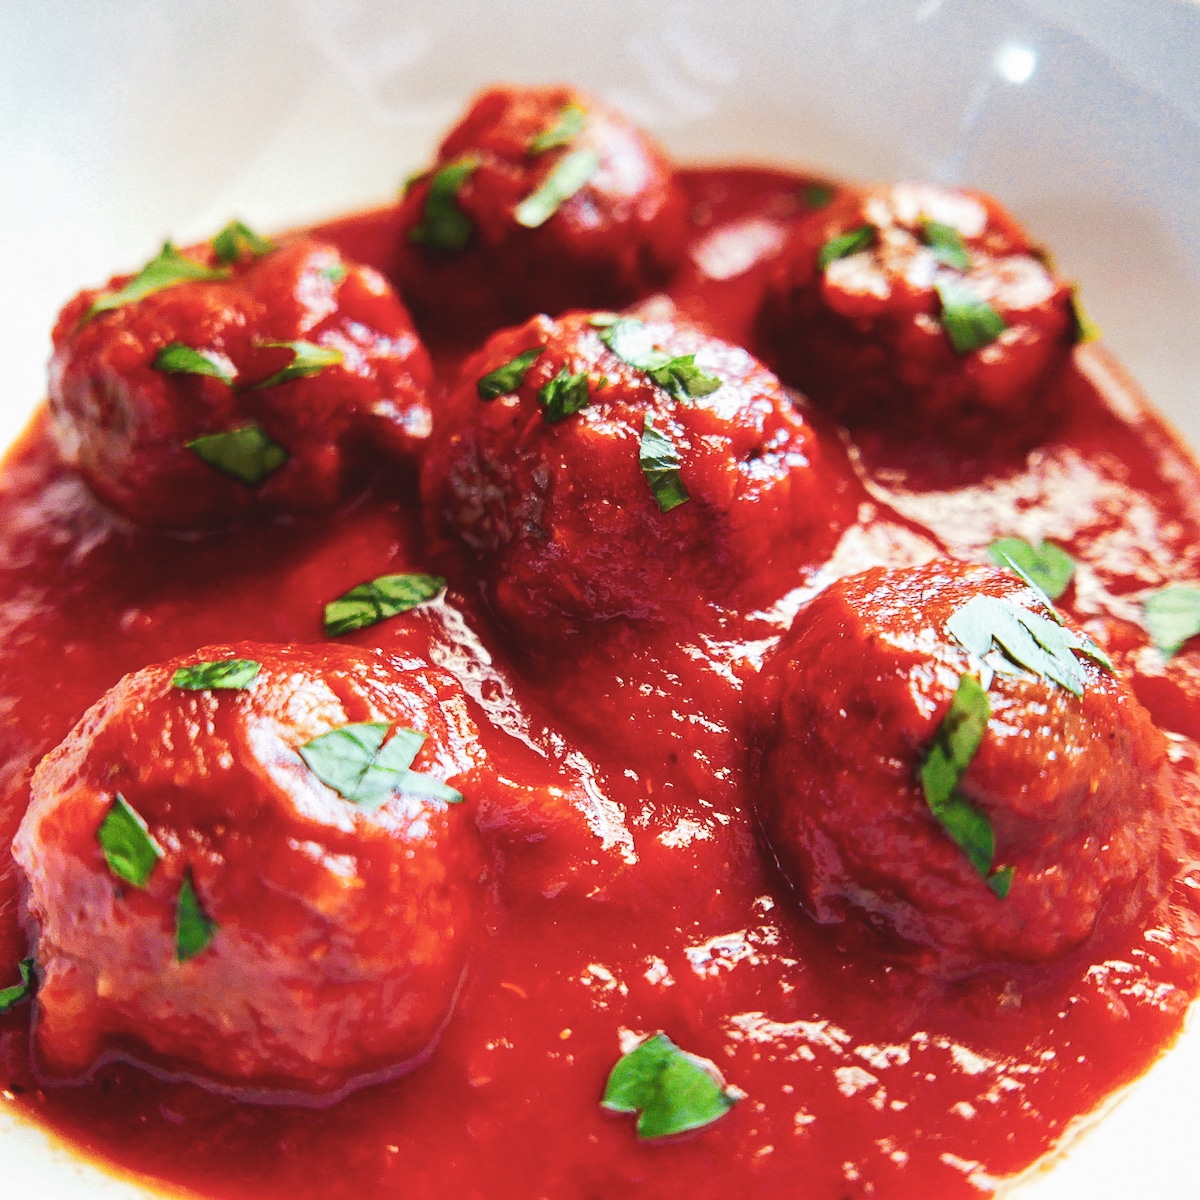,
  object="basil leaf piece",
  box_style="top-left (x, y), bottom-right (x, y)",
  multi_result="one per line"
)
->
top-left (1144, 584), bottom-right (1200, 659)
top-left (477, 347), bottom-right (545, 401)
top-left (252, 341), bottom-right (344, 390)
top-left (920, 218), bottom-right (971, 271)
top-left (211, 220), bottom-right (275, 264)
top-left (647, 356), bottom-right (722, 402)
top-left (153, 343), bottom-right (236, 387)
top-left (1071, 286), bottom-right (1102, 345)
top-left (187, 425), bottom-right (288, 486)
top-left (988, 537), bottom-right (1076, 602)
top-left (408, 154), bottom-right (481, 252)
top-left (817, 223), bottom-right (876, 270)
top-left (934, 278), bottom-right (1007, 354)
top-left (171, 659), bottom-right (261, 691)
top-left (84, 243), bottom-right (229, 322)
top-left (0, 959), bottom-right (35, 1014)
top-left (324, 573), bottom-right (446, 637)
top-left (529, 103), bottom-right (586, 155)
top-left (176, 873), bottom-right (216, 963)
top-left (802, 182), bottom-right (834, 209)
top-left (602, 1033), bottom-right (739, 1140)
top-left (639, 418), bottom-right (690, 514)
top-left (300, 723), bottom-right (463, 811)
top-left (537, 367), bottom-right (591, 423)
top-left (596, 318), bottom-right (722, 400)
top-left (515, 148), bottom-right (600, 229)
top-left (321, 262), bottom-right (347, 284)
top-left (98, 794), bottom-right (164, 888)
